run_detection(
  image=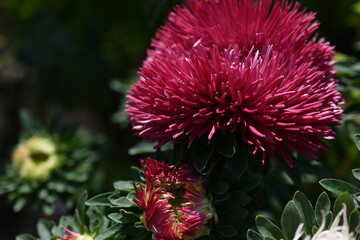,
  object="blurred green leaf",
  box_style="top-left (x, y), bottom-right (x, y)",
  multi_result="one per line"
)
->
top-left (86, 192), bottom-right (112, 206)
